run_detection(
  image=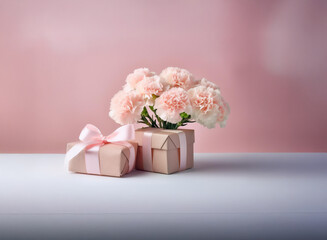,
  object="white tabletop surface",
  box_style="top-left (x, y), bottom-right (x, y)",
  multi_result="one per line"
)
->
top-left (0, 153), bottom-right (327, 240)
